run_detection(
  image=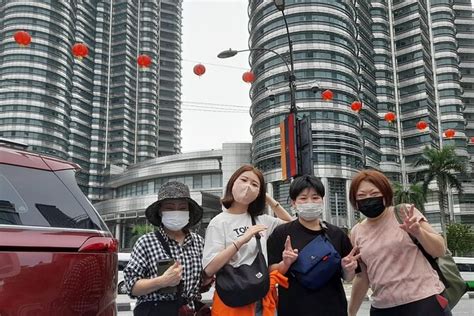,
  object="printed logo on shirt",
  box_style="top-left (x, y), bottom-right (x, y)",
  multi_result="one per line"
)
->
top-left (233, 226), bottom-right (249, 237)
